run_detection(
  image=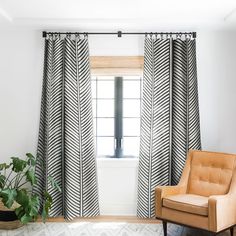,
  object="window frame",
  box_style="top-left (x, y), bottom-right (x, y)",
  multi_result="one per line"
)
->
top-left (90, 56), bottom-right (143, 158)
top-left (90, 56), bottom-right (144, 76)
